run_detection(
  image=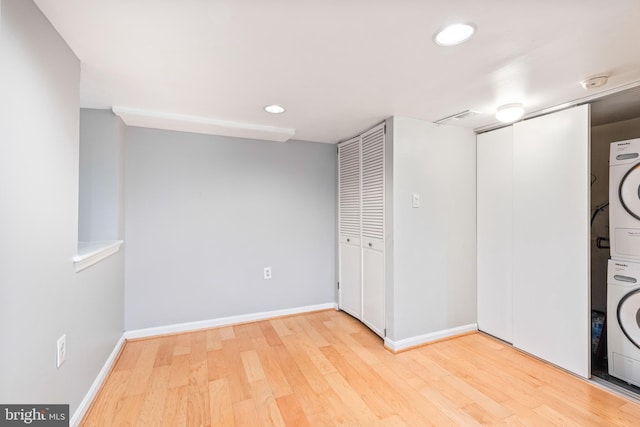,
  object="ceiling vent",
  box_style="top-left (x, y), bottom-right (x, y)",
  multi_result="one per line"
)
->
top-left (434, 110), bottom-right (480, 124)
